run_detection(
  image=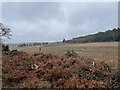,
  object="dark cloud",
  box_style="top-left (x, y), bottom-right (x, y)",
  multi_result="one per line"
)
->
top-left (2, 2), bottom-right (117, 43)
